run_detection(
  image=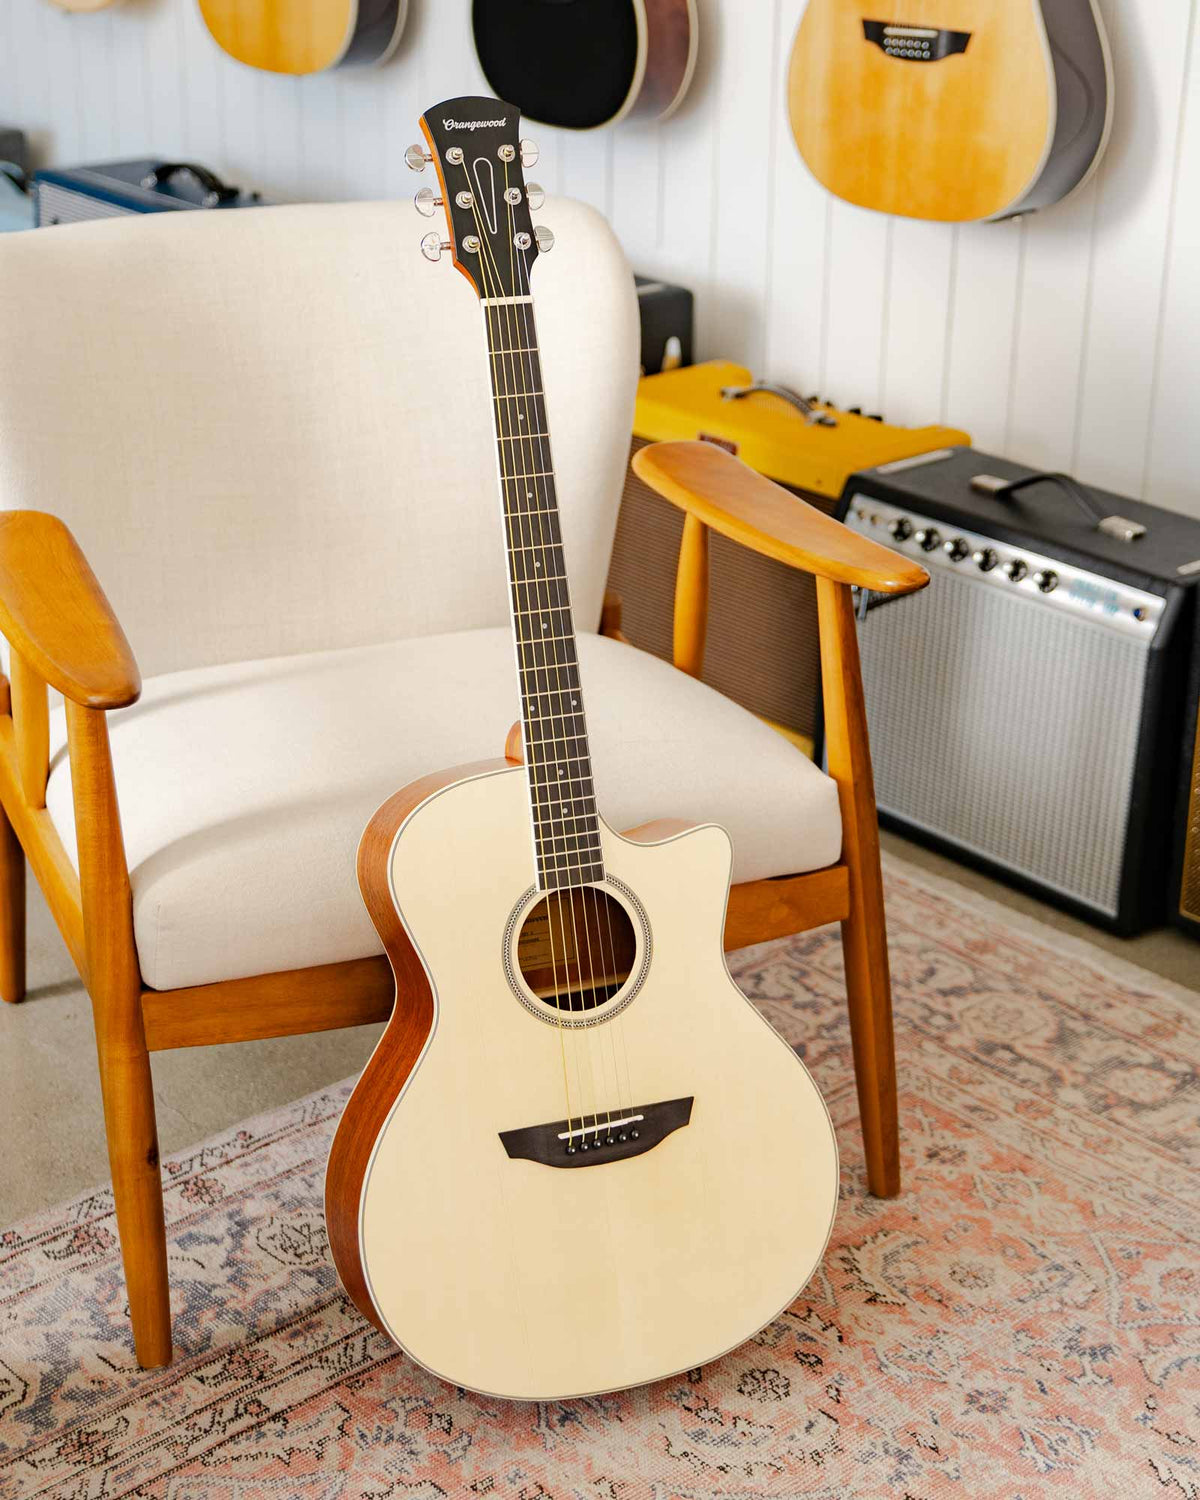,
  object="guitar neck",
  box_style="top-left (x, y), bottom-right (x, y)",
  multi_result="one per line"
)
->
top-left (483, 299), bottom-right (605, 892)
